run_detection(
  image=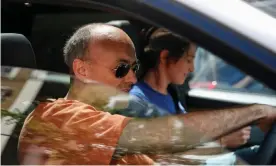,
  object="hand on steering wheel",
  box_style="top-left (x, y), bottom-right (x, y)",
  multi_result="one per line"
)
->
top-left (253, 122), bottom-right (276, 165)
